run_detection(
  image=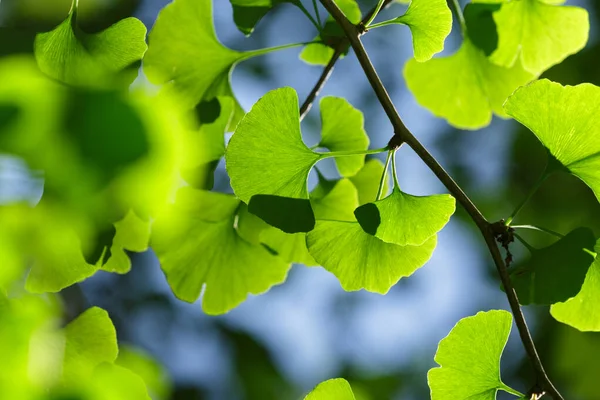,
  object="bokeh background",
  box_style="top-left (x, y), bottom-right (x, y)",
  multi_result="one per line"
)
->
top-left (1, 0), bottom-right (600, 399)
